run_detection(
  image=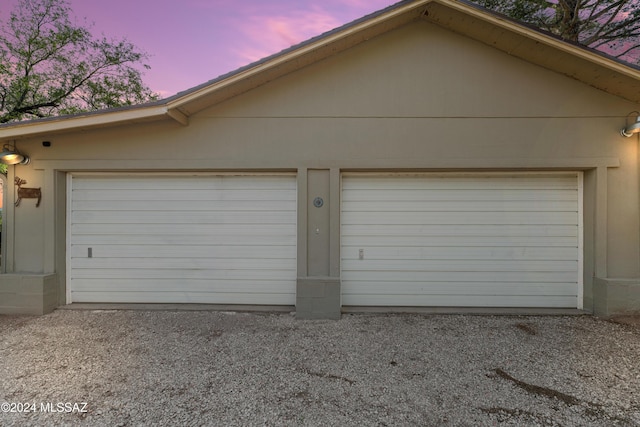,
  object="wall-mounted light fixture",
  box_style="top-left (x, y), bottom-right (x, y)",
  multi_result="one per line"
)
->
top-left (621, 111), bottom-right (640, 137)
top-left (0, 143), bottom-right (30, 165)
